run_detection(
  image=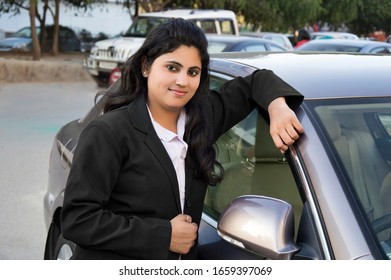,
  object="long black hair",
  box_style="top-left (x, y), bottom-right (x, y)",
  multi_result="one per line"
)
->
top-left (101, 18), bottom-right (223, 186)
